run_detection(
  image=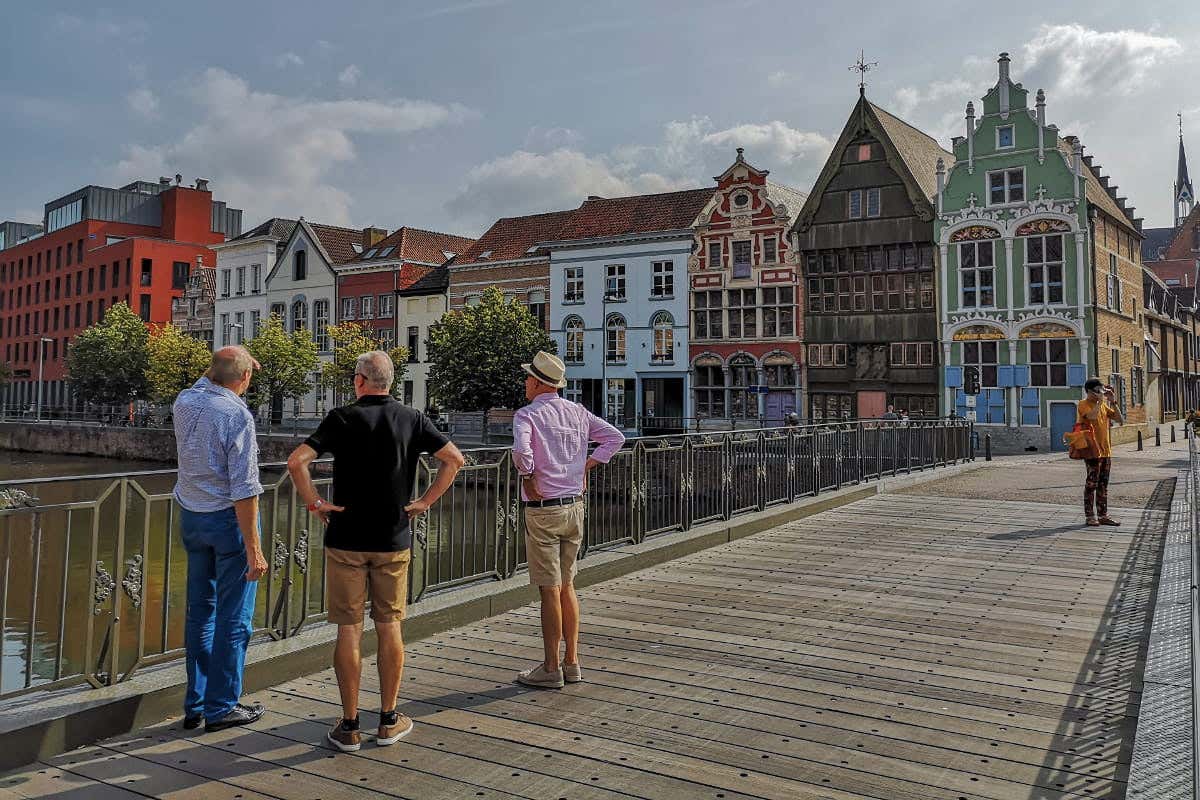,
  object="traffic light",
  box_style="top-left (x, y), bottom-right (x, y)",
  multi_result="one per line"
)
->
top-left (963, 366), bottom-right (981, 396)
